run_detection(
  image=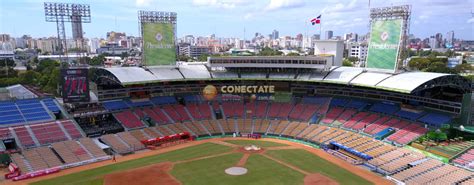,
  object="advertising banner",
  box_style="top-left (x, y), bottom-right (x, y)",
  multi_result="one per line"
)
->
top-left (143, 23), bottom-right (176, 66)
top-left (61, 68), bottom-right (90, 103)
top-left (366, 19), bottom-right (403, 72)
